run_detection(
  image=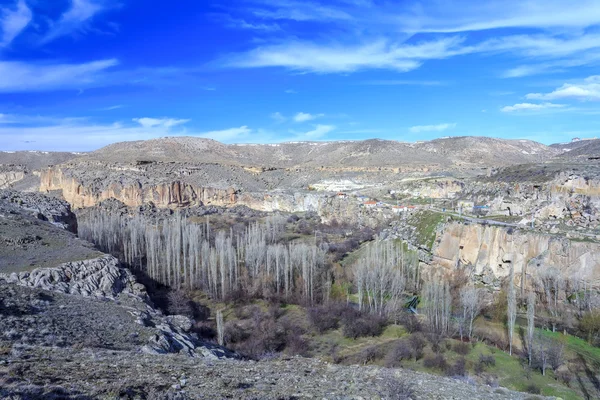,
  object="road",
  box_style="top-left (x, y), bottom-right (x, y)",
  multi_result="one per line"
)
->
top-left (430, 207), bottom-right (521, 228)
